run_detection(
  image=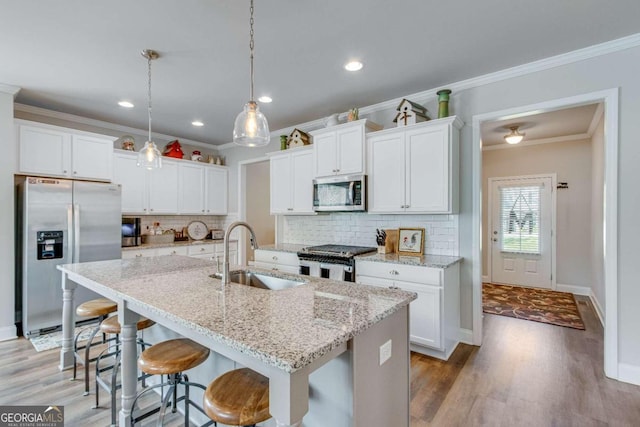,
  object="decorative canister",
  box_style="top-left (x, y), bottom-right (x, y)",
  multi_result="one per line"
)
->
top-left (437, 89), bottom-right (452, 118)
top-left (280, 135), bottom-right (288, 150)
